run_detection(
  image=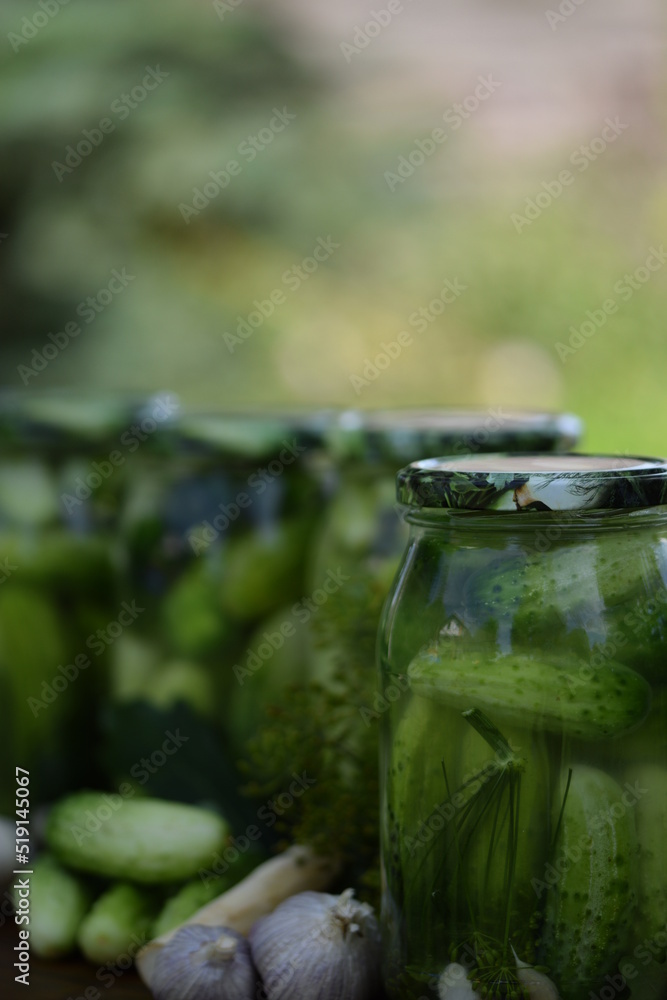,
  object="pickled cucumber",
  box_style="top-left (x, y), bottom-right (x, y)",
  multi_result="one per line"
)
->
top-left (623, 764), bottom-right (667, 945)
top-left (541, 766), bottom-right (638, 999)
top-left (408, 647), bottom-right (651, 741)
